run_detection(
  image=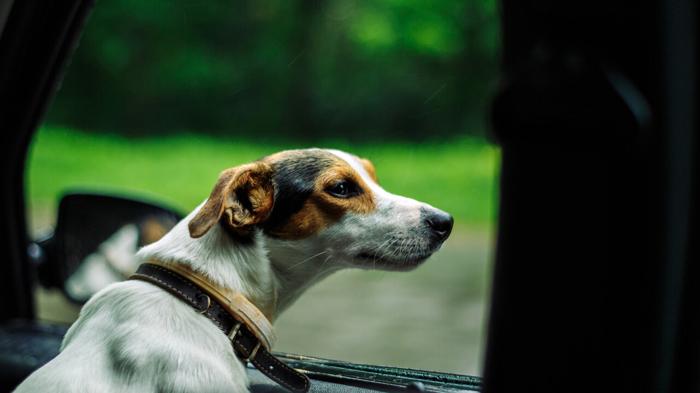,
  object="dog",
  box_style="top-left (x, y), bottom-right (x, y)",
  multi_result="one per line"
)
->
top-left (15, 148), bottom-right (453, 393)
